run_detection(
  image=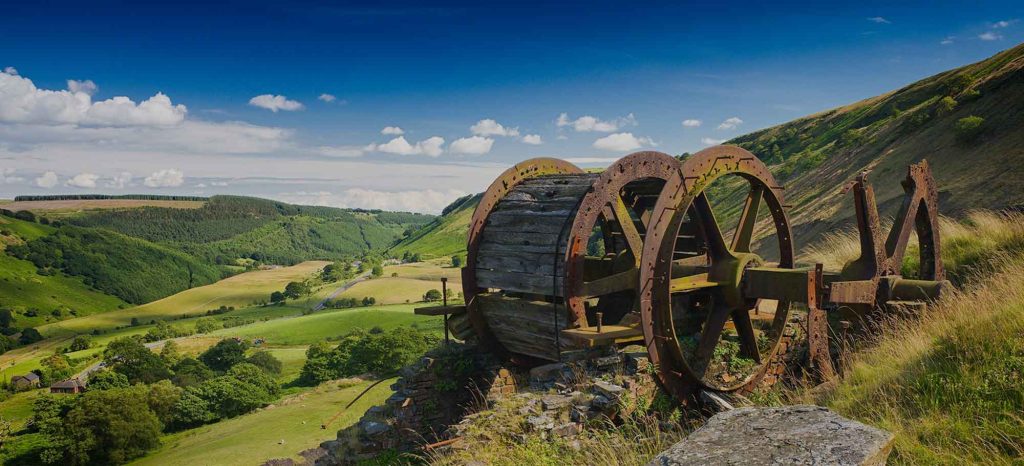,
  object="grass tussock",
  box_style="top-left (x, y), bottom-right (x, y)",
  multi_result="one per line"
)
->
top-left (796, 210), bottom-right (1024, 465)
